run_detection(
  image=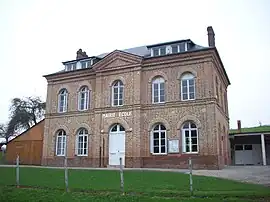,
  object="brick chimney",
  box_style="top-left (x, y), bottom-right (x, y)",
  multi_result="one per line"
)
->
top-left (76, 49), bottom-right (88, 60)
top-left (207, 26), bottom-right (215, 47)
top-left (237, 120), bottom-right (241, 132)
